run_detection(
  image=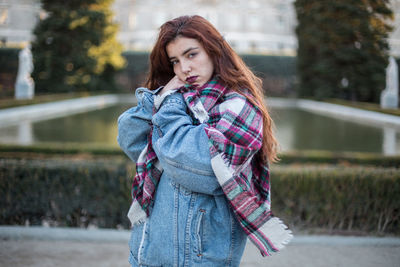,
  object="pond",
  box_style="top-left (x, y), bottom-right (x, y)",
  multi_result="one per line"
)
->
top-left (0, 103), bottom-right (399, 155)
